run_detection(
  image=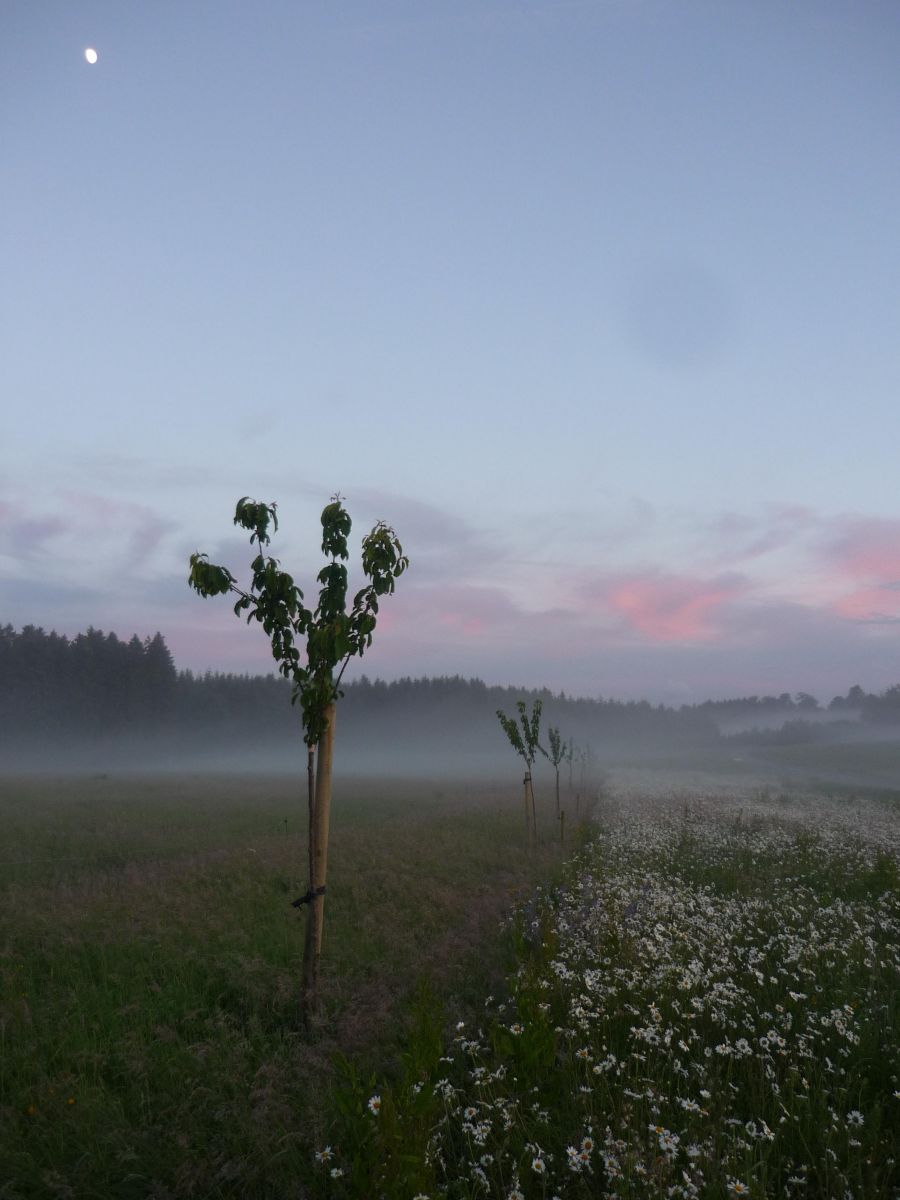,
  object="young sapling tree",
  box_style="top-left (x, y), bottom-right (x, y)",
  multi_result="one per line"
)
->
top-left (496, 699), bottom-right (545, 846)
top-left (188, 495), bottom-right (407, 1021)
top-left (546, 726), bottom-right (570, 822)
